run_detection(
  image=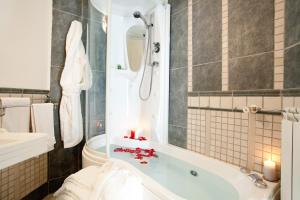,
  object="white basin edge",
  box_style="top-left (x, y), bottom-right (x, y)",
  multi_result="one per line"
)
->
top-left (0, 133), bottom-right (48, 170)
